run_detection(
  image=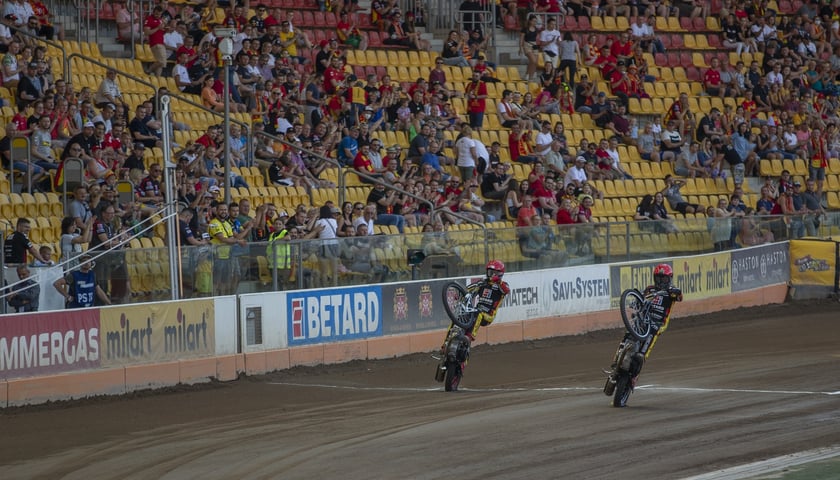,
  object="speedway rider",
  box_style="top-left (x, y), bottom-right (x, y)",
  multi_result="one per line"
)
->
top-left (445, 260), bottom-right (511, 344)
top-left (610, 263), bottom-right (683, 376)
